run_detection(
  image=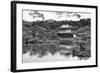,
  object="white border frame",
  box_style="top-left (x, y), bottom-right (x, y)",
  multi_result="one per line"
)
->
top-left (16, 3), bottom-right (96, 70)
